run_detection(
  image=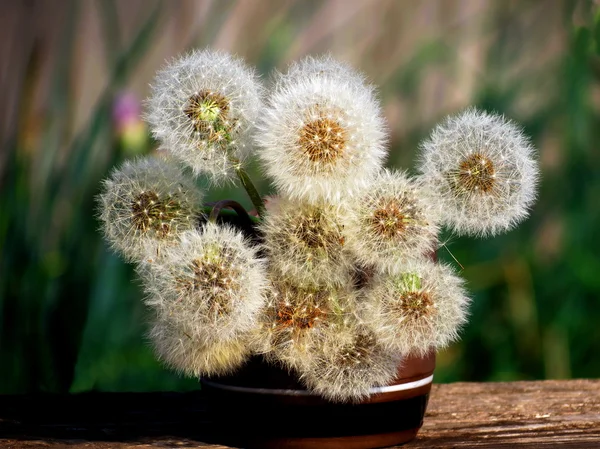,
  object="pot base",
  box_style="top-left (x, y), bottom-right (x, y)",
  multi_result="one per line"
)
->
top-left (202, 353), bottom-right (434, 449)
